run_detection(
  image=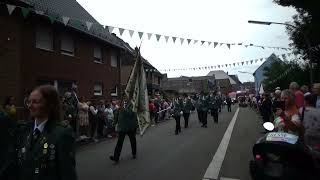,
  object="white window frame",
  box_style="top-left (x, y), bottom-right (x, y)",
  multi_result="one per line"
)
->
top-left (94, 83), bottom-right (103, 96)
top-left (111, 55), bottom-right (118, 67)
top-left (60, 33), bottom-right (74, 56)
top-left (94, 46), bottom-right (102, 63)
top-left (35, 26), bottom-right (53, 51)
top-left (110, 86), bottom-right (118, 96)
